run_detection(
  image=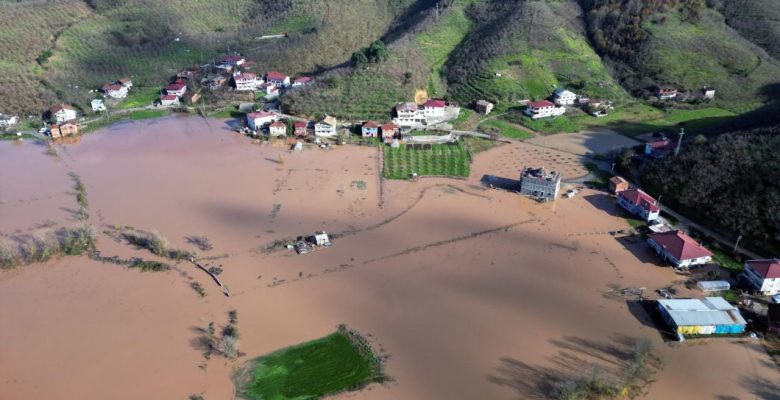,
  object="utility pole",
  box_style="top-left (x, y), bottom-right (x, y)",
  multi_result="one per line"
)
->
top-left (435, 2), bottom-right (440, 19)
top-left (733, 234), bottom-right (743, 253)
top-left (675, 127), bottom-right (685, 156)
